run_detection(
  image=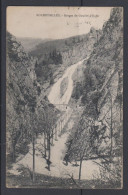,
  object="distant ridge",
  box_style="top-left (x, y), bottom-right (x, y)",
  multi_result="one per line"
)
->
top-left (16, 37), bottom-right (51, 52)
